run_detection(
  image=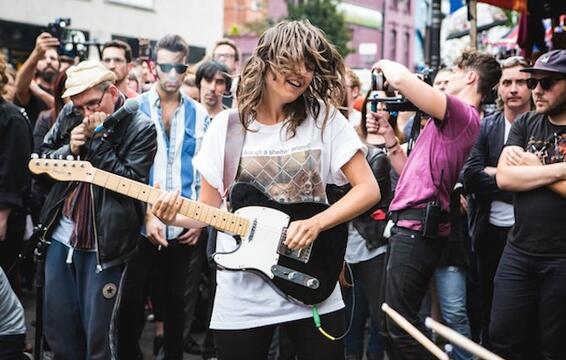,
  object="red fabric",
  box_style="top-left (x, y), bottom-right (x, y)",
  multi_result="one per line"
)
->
top-left (477, 0), bottom-right (526, 12)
